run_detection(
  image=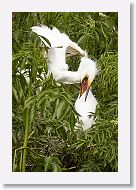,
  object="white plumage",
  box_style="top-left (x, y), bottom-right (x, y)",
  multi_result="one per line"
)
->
top-left (75, 90), bottom-right (97, 130)
top-left (31, 25), bottom-right (97, 130)
top-left (31, 25), bottom-right (85, 51)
